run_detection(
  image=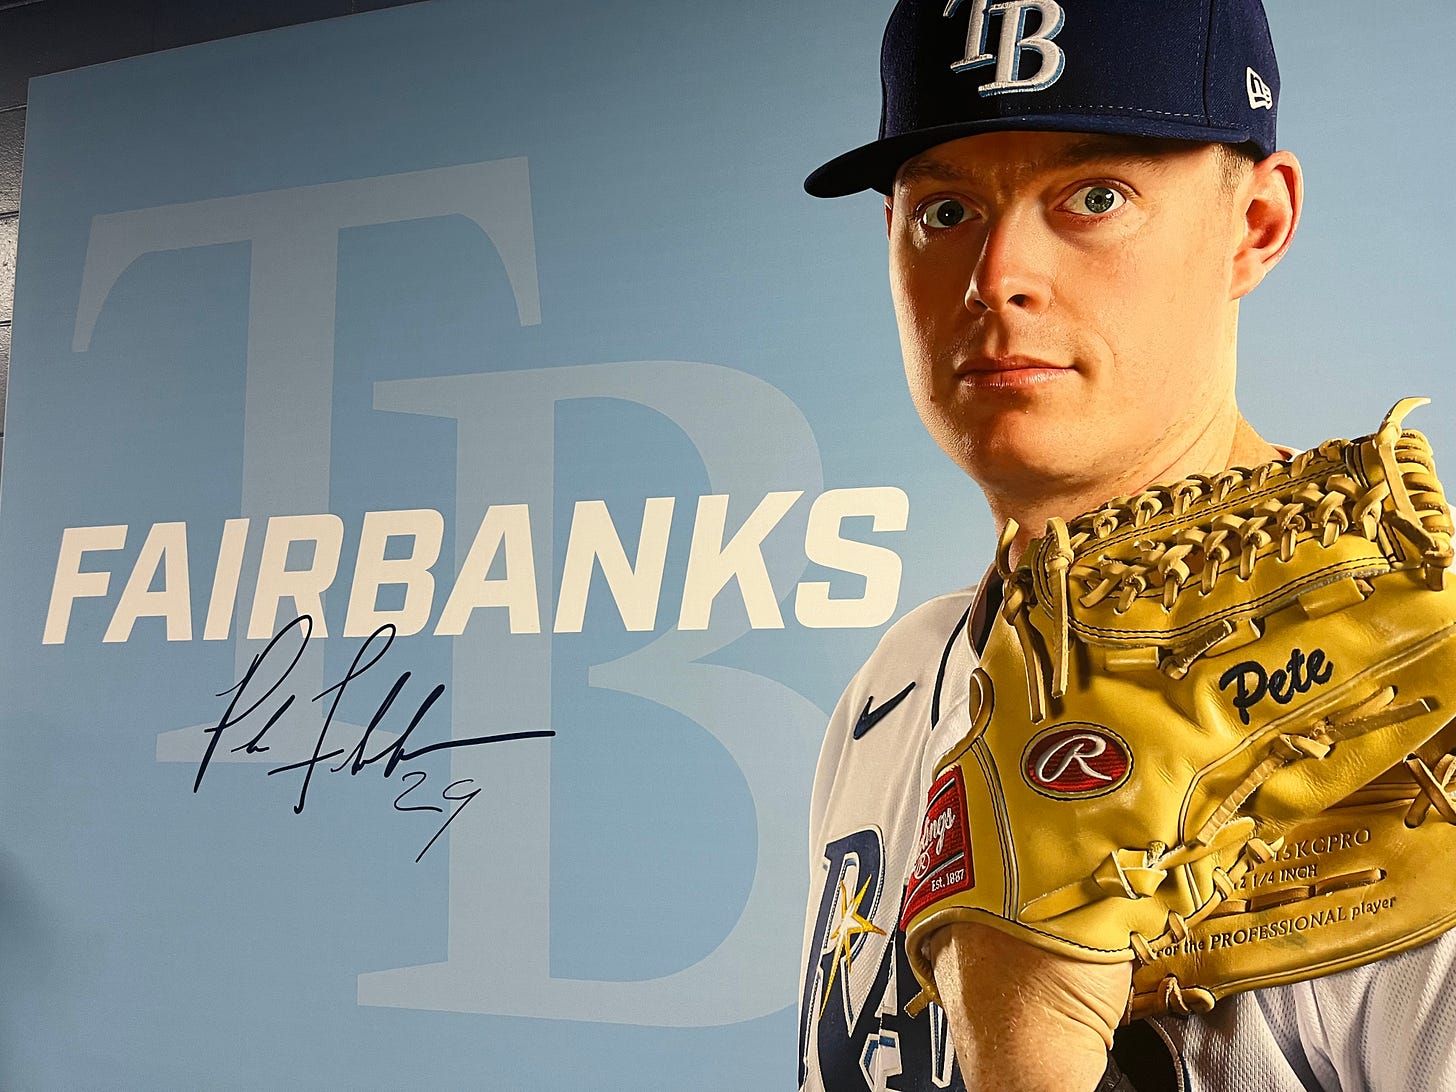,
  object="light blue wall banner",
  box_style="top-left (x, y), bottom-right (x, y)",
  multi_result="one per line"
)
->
top-left (0, 1), bottom-right (1452, 1088)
